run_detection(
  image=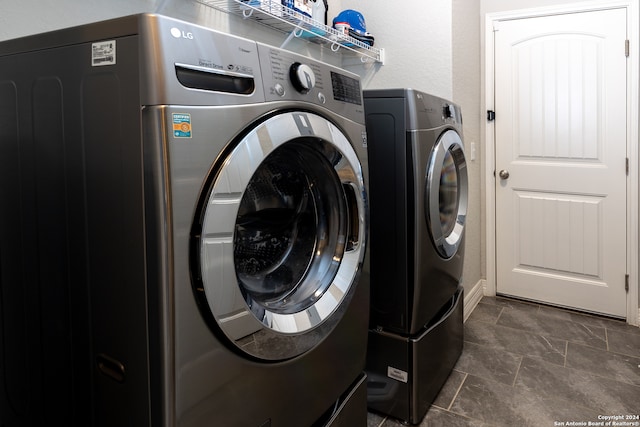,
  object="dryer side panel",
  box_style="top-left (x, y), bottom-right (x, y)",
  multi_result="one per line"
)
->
top-left (0, 35), bottom-right (151, 427)
top-left (365, 97), bottom-right (411, 333)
